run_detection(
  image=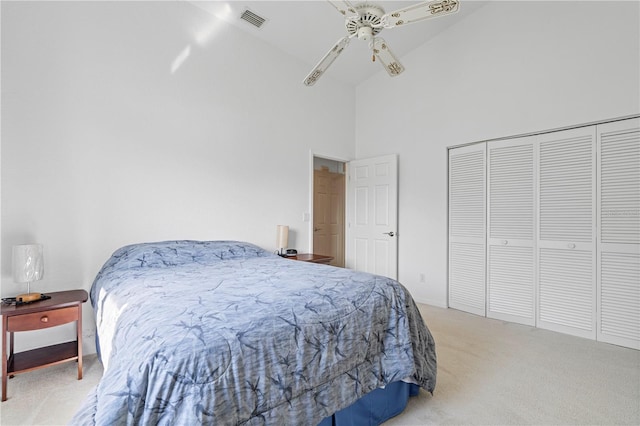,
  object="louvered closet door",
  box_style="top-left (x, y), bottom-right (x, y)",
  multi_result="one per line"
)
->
top-left (487, 139), bottom-right (536, 326)
top-left (597, 118), bottom-right (640, 349)
top-left (449, 144), bottom-right (486, 316)
top-left (537, 127), bottom-right (596, 339)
